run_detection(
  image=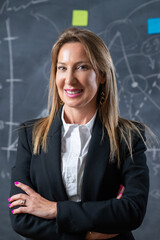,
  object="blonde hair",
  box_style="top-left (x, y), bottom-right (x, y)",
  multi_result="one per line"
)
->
top-left (32, 27), bottom-right (146, 166)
